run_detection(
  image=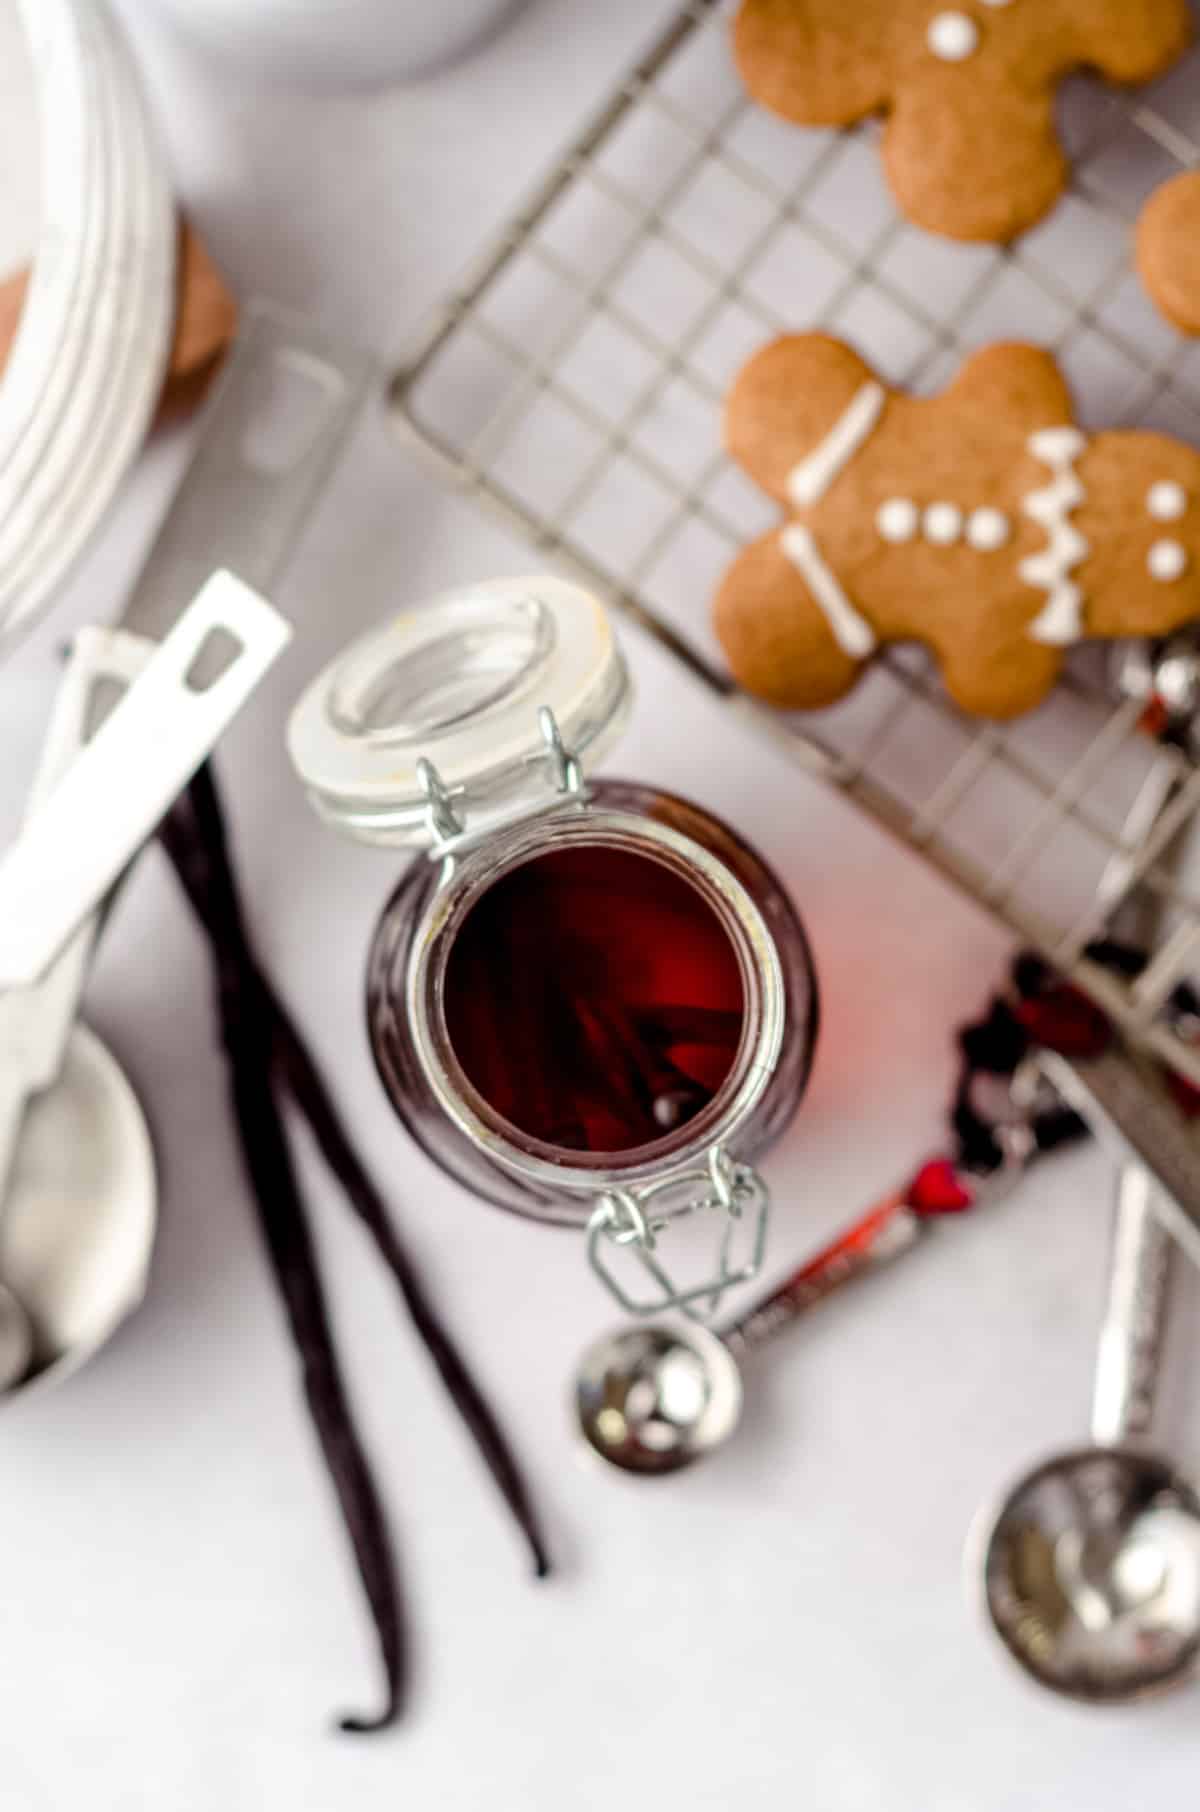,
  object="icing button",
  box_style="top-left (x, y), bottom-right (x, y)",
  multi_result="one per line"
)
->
top-left (1147, 480), bottom-right (1187, 522)
top-left (1148, 538), bottom-right (1189, 582)
top-left (876, 497), bottom-right (919, 543)
top-left (927, 11), bottom-right (981, 61)
top-left (923, 501), bottom-right (964, 545)
top-left (966, 507), bottom-right (1011, 551)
